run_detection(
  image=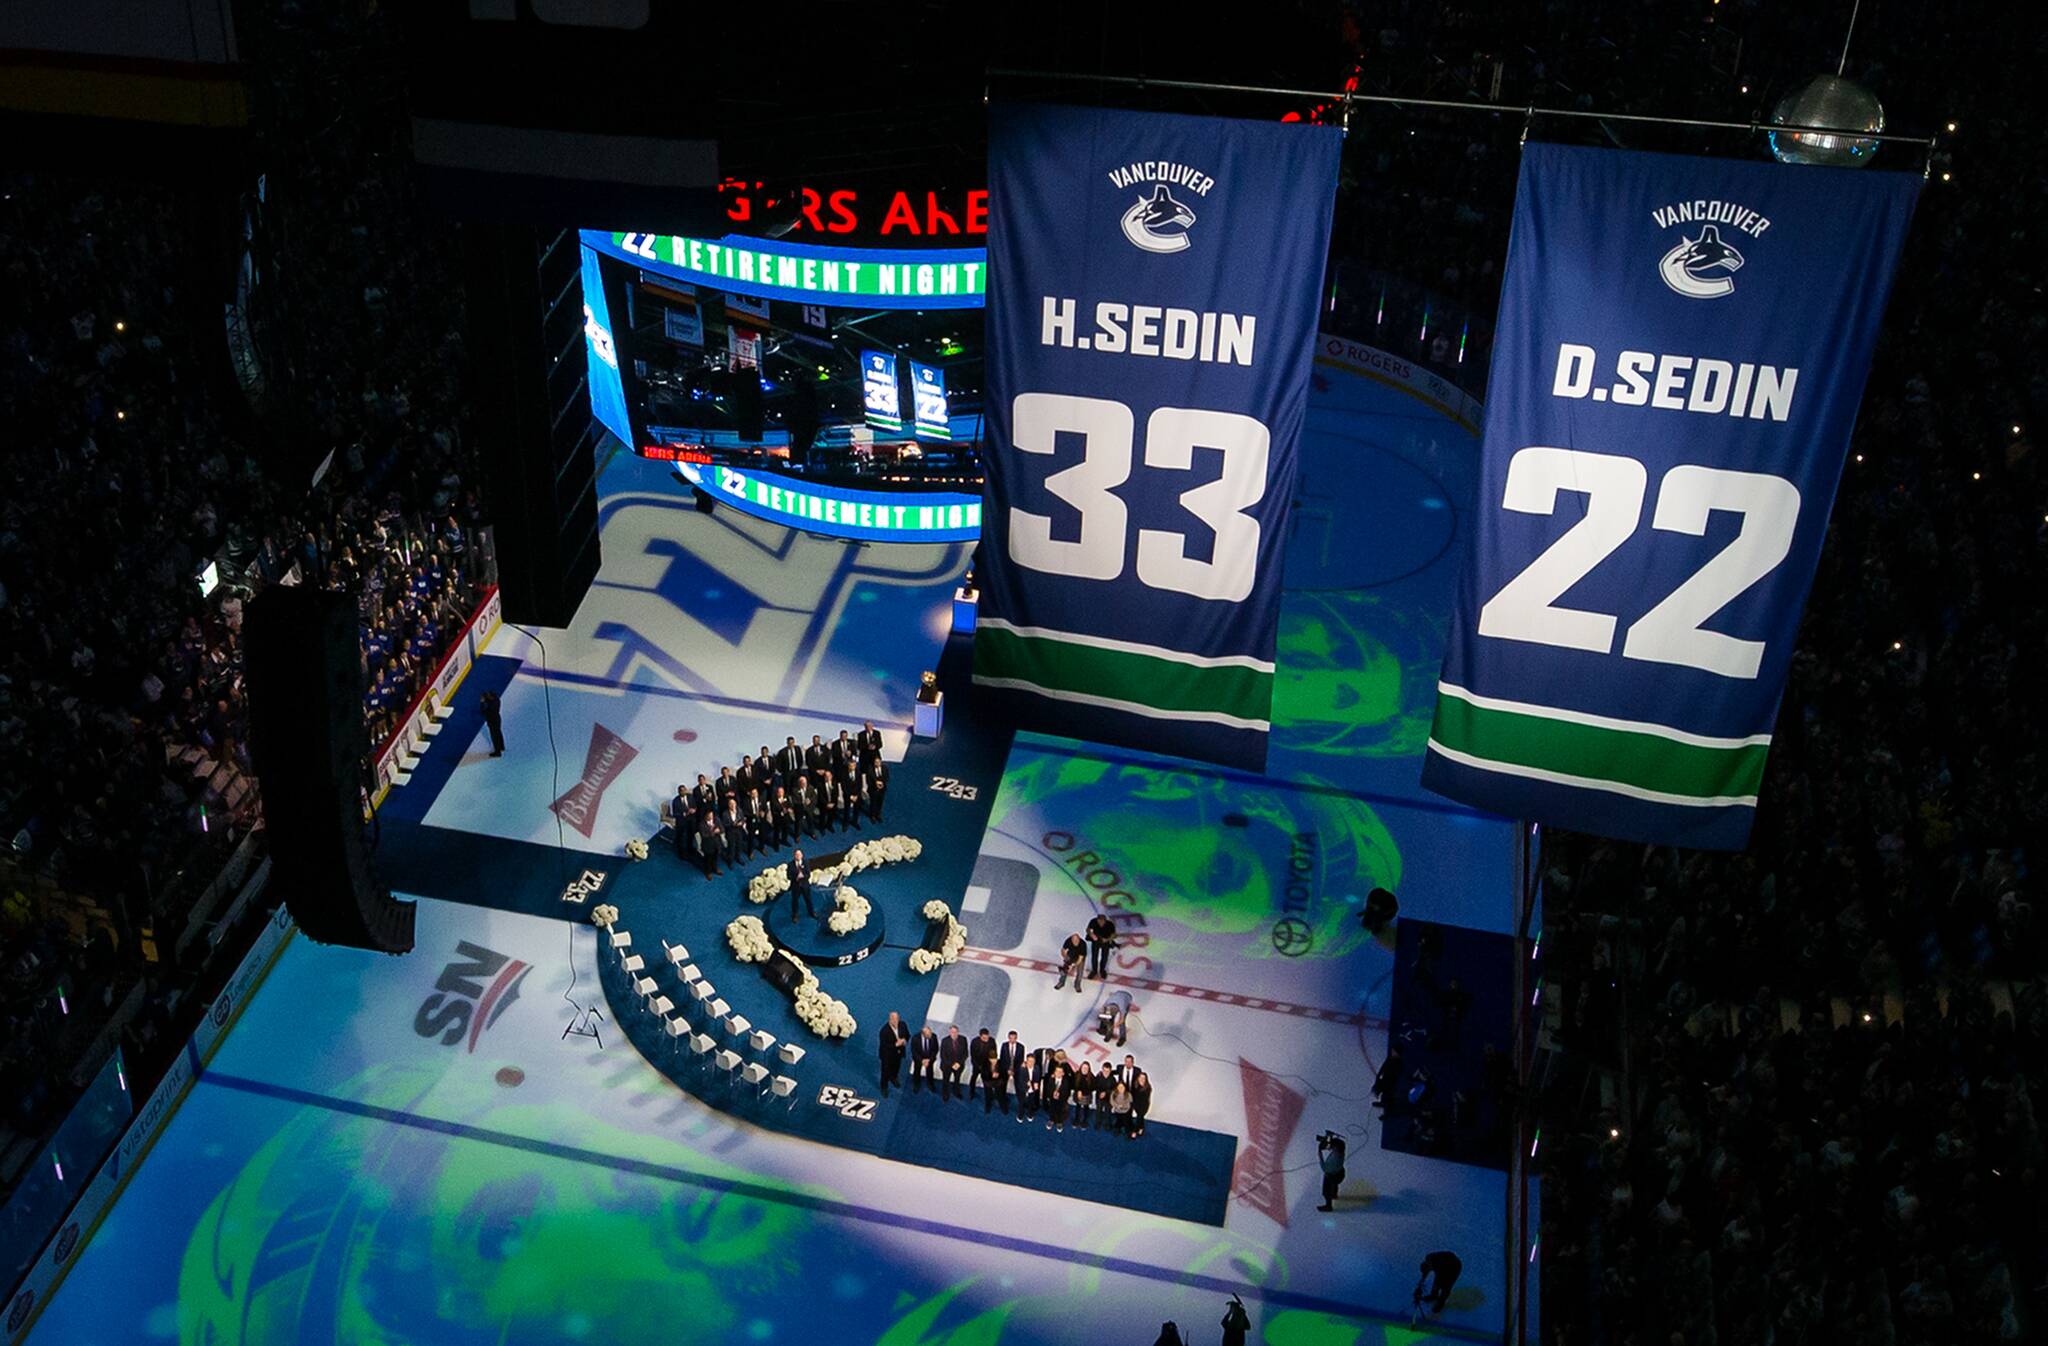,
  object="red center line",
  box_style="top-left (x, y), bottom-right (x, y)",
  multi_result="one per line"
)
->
top-left (957, 947), bottom-right (1386, 1028)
